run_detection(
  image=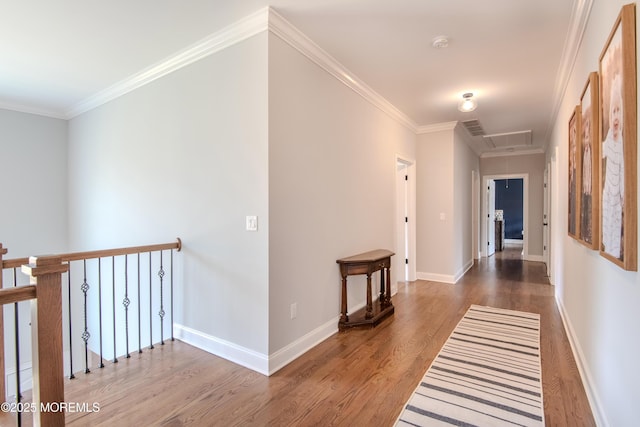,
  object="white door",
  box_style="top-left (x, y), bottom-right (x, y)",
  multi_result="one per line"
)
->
top-left (487, 180), bottom-right (496, 256)
top-left (396, 162), bottom-right (408, 281)
top-left (543, 167), bottom-right (550, 275)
